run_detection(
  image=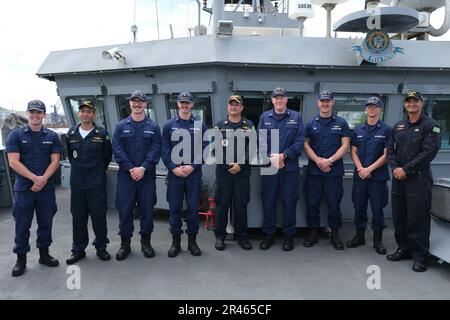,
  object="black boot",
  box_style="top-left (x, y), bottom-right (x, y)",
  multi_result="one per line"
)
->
top-left (187, 234), bottom-right (202, 256)
top-left (387, 247), bottom-right (412, 261)
top-left (39, 248), bottom-right (59, 267)
top-left (215, 238), bottom-right (225, 251)
top-left (141, 235), bottom-right (155, 258)
top-left (12, 254), bottom-right (26, 277)
top-left (373, 231), bottom-right (387, 255)
top-left (237, 237), bottom-right (252, 250)
top-left (168, 234), bottom-right (181, 258)
top-left (96, 248), bottom-right (111, 261)
top-left (346, 229), bottom-right (365, 248)
top-left (116, 236), bottom-right (131, 261)
top-left (282, 236), bottom-right (294, 251)
top-left (66, 250), bottom-right (86, 265)
top-left (259, 234), bottom-right (275, 250)
top-left (331, 229), bottom-right (344, 251)
top-left (303, 228), bottom-right (319, 248)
